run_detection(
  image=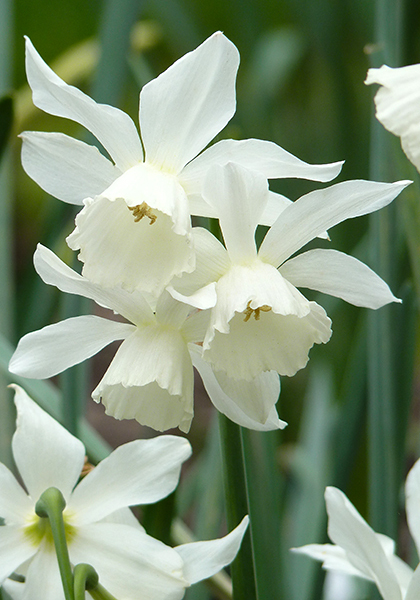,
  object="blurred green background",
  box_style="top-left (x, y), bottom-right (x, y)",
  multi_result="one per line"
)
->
top-left (1, 0), bottom-right (420, 599)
